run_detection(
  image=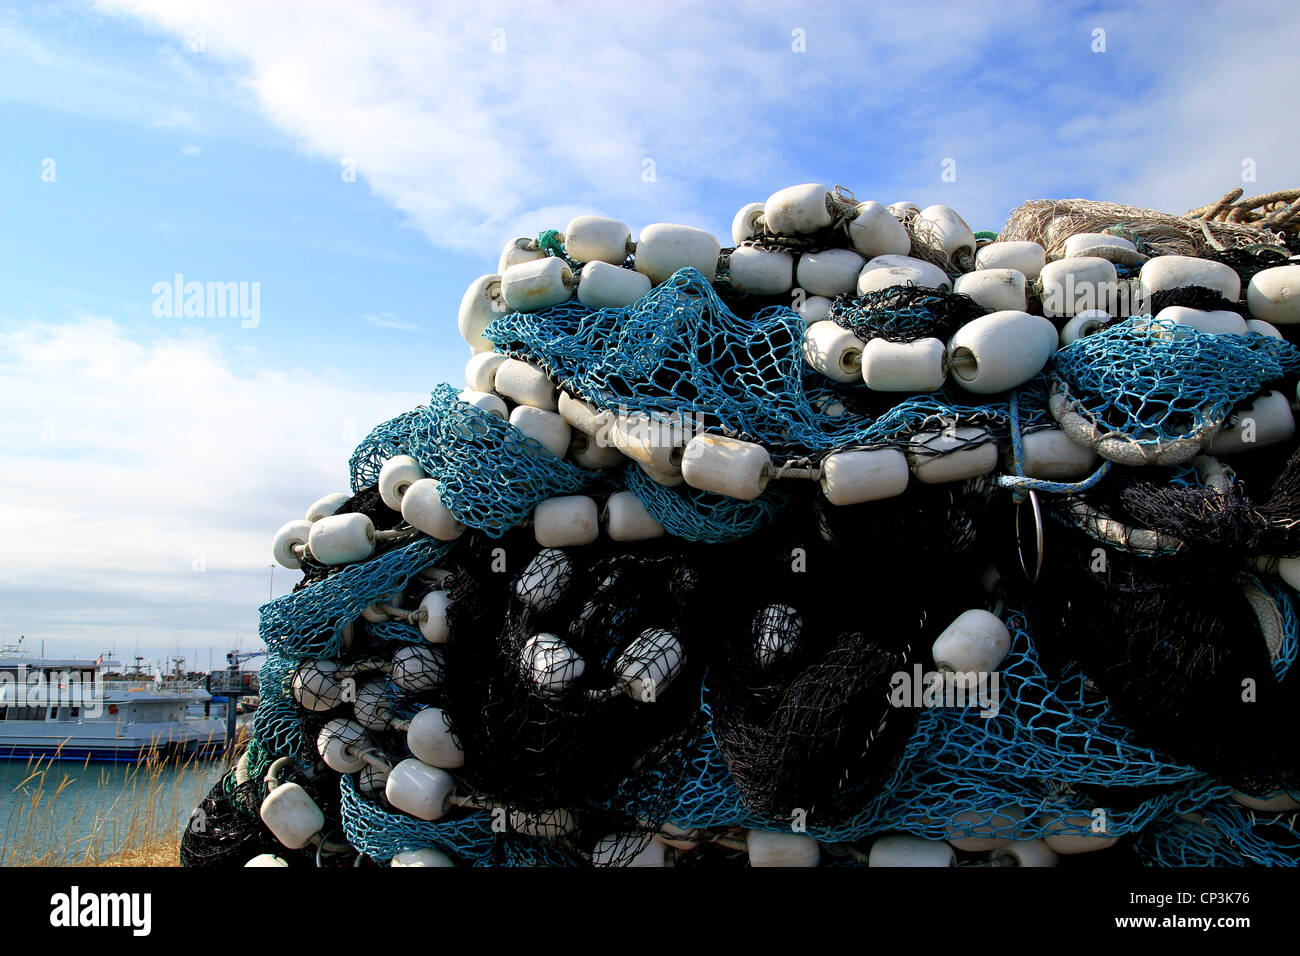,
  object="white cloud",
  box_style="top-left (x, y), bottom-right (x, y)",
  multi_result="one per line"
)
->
top-left (362, 312), bottom-right (419, 332)
top-left (0, 317), bottom-right (426, 659)
top-left (179, 142), bottom-right (201, 155)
